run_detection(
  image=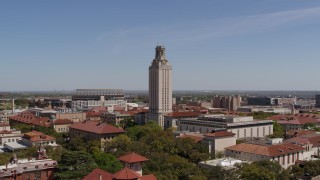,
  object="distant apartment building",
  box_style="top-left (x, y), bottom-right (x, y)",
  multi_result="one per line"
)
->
top-left (247, 97), bottom-right (273, 106)
top-left (315, 95), bottom-right (320, 108)
top-left (177, 115), bottom-right (273, 139)
top-left (29, 98), bottom-right (72, 109)
top-left (71, 89), bottom-right (126, 110)
top-left (237, 106), bottom-right (293, 114)
top-left (211, 95), bottom-right (241, 111)
top-left (247, 97), bottom-right (296, 106)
